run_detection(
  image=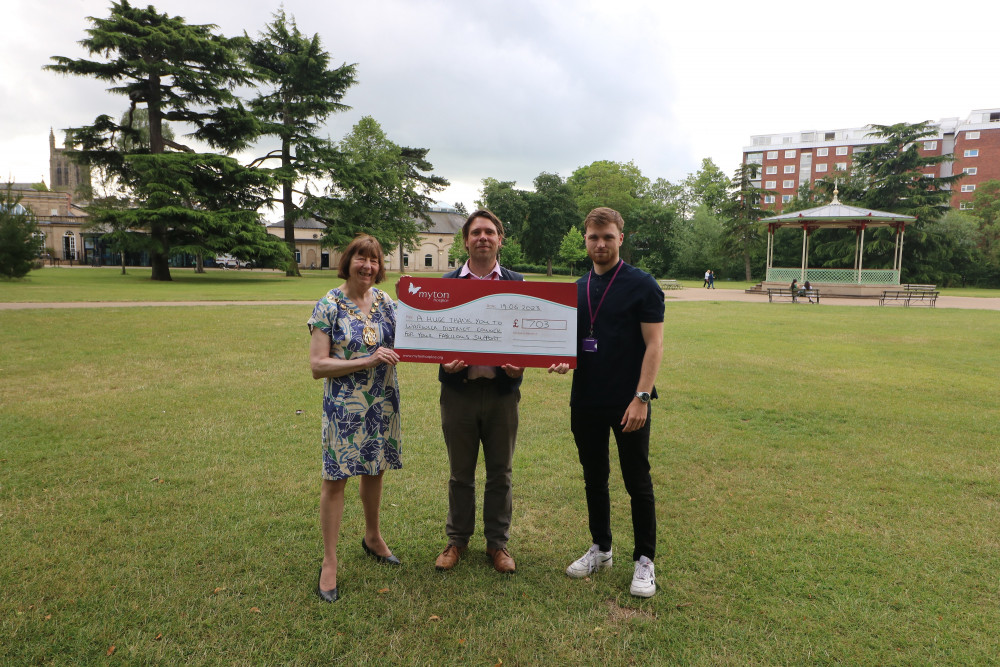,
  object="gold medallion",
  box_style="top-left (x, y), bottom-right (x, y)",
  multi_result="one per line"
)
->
top-left (363, 323), bottom-right (378, 347)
